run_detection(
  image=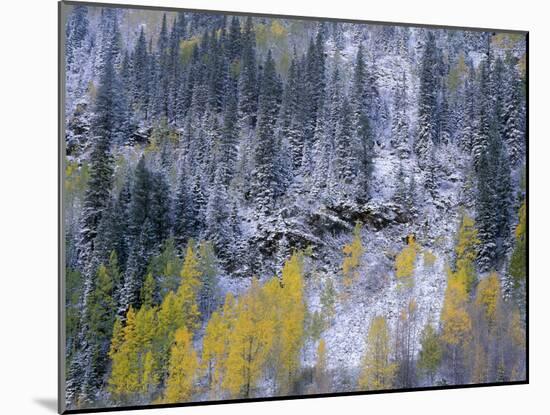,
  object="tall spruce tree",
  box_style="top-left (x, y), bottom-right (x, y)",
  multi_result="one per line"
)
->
top-left (252, 50), bottom-right (282, 213)
top-left (414, 31), bottom-right (438, 162)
